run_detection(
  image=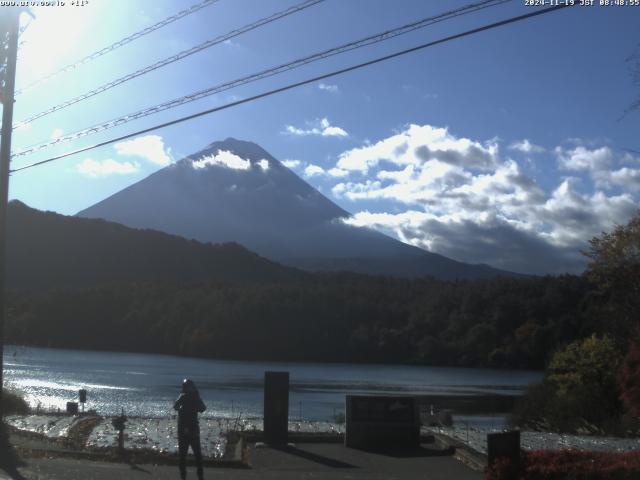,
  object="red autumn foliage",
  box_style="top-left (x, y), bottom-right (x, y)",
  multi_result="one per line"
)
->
top-left (485, 450), bottom-right (640, 480)
top-left (619, 339), bottom-right (640, 418)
